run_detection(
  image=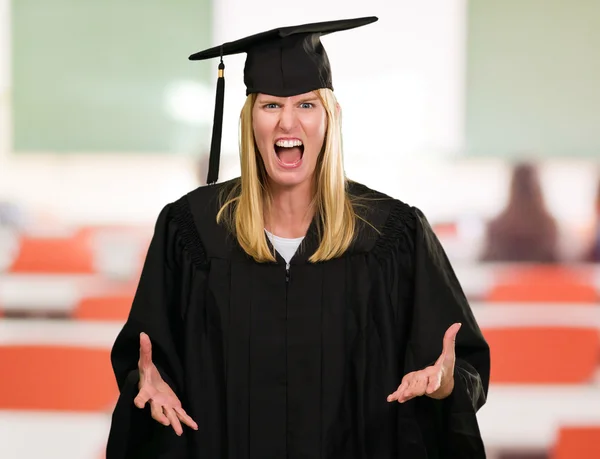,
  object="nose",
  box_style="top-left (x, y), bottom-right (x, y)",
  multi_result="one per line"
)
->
top-left (278, 103), bottom-right (298, 132)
